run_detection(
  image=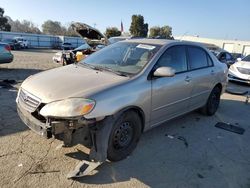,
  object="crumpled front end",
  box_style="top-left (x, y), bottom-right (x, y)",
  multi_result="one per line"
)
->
top-left (16, 88), bottom-right (96, 146)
